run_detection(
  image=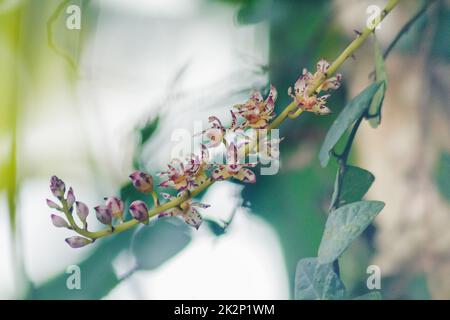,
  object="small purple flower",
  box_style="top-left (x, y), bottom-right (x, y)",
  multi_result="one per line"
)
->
top-left (75, 201), bottom-right (89, 223)
top-left (104, 197), bottom-right (124, 220)
top-left (129, 200), bottom-right (149, 223)
top-left (94, 205), bottom-right (112, 225)
top-left (46, 199), bottom-right (61, 210)
top-left (51, 214), bottom-right (70, 228)
top-left (66, 187), bottom-right (75, 209)
top-left (129, 171), bottom-right (154, 193)
top-left (65, 236), bottom-right (92, 248)
top-left (50, 175), bottom-right (65, 199)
